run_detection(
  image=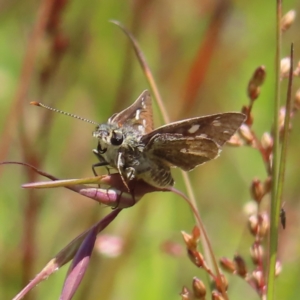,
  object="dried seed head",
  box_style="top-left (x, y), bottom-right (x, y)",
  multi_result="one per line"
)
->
top-left (249, 213), bottom-right (269, 238)
top-left (275, 260), bottom-right (282, 276)
top-left (180, 286), bottom-right (192, 300)
top-left (281, 10), bottom-right (296, 32)
top-left (234, 254), bottom-right (248, 277)
top-left (239, 124), bottom-right (254, 144)
top-left (248, 85), bottom-right (260, 101)
top-left (220, 257), bottom-right (237, 274)
top-left (252, 270), bottom-right (265, 290)
top-left (247, 66), bottom-right (266, 101)
top-left (187, 250), bottom-right (207, 268)
top-left (212, 291), bottom-right (225, 300)
top-left (258, 213), bottom-right (269, 238)
top-left (280, 57), bottom-right (291, 78)
top-left (253, 66), bottom-right (266, 86)
top-left (192, 277), bottom-right (206, 298)
top-left (248, 214), bottom-right (259, 236)
top-left (243, 201), bottom-right (258, 216)
top-left (214, 273), bottom-right (228, 292)
top-left (250, 178), bottom-right (264, 203)
top-left (181, 231), bottom-right (197, 251)
top-left (250, 243), bottom-right (264, 265)
top-left (261, 132), bottom-right (273, 151)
